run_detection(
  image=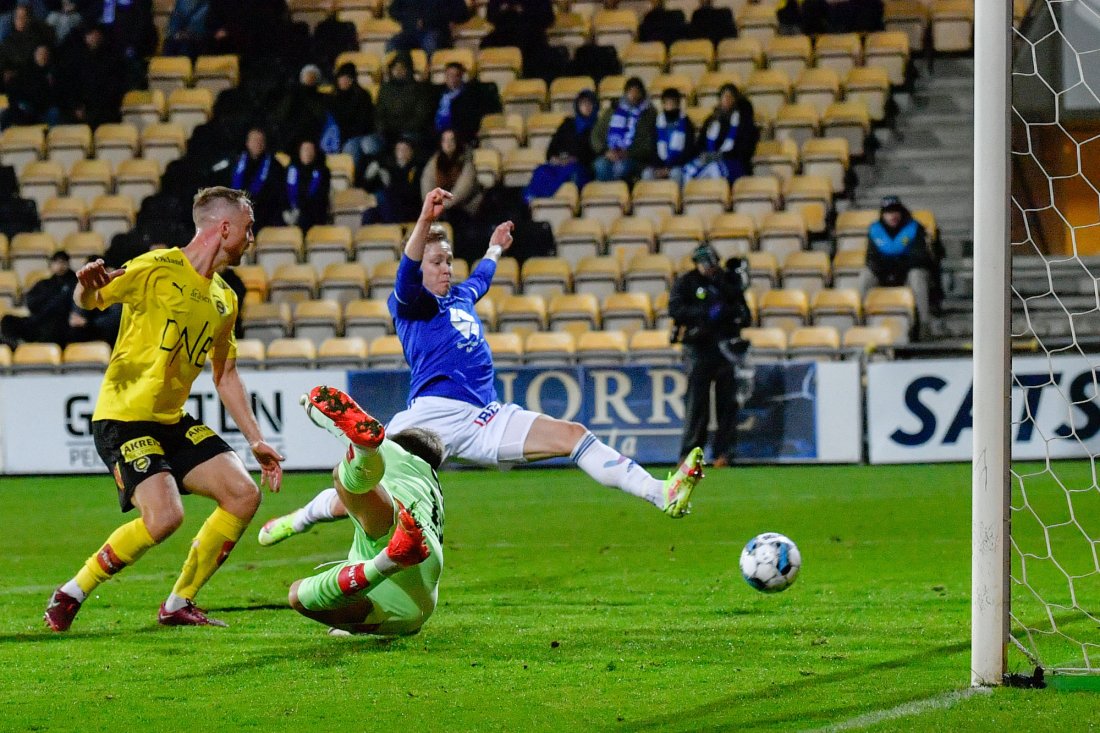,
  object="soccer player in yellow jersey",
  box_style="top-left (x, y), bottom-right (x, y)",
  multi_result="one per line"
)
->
top-left (44, 186), bottom-right (285, 631)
